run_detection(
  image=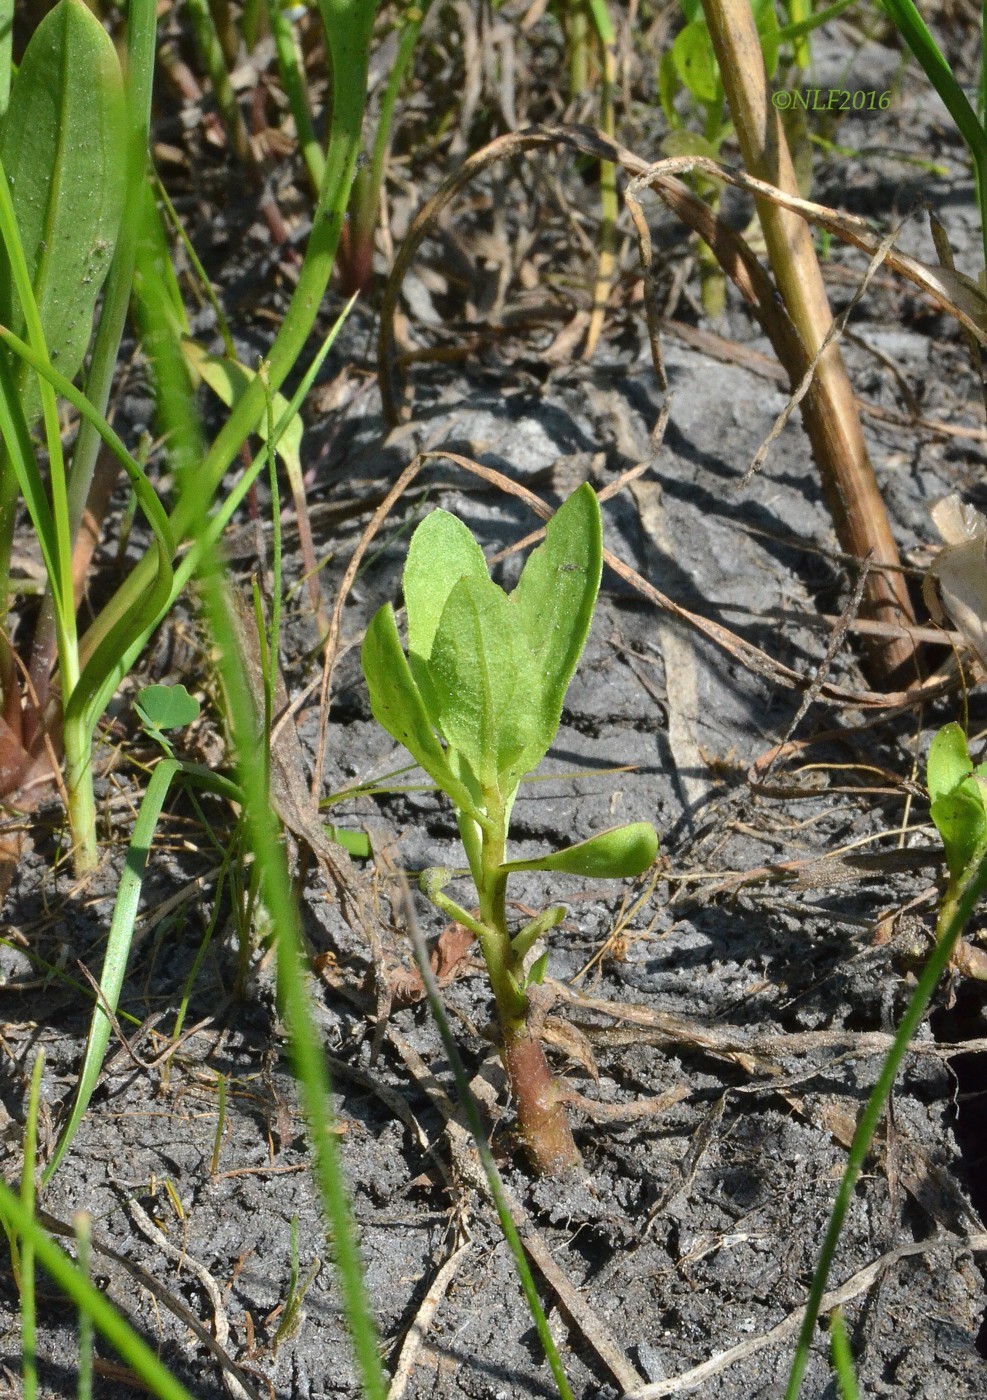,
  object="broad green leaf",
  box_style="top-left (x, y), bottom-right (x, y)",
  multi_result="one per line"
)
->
top-left (662, 129), bottom-right (723, 162)
top-left (426, 573), bottom-right (538, 793)
top-left (671, 20), bottom-right (721, 108)
top-left (0, 0), bottom-right (125, 422)
top-left (361, 602), bottom-right (478, 816)
top-left (136, 683), bottom-right (200, 730)
top-left (927, 721), bottom-right (973, 804)
top-left (403, 508), bottom-right (490, 663)
top-left (500, 822), bottom-right (659, 879)
top-left (510, 483), bottom-right (602, 768)
top-left (182, 340), bottom-right (303, 475)
top-left (930, 778), bottom-right (987, 882)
